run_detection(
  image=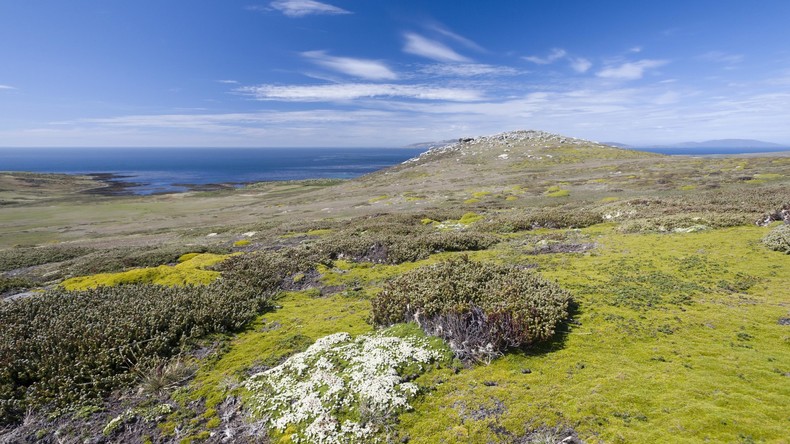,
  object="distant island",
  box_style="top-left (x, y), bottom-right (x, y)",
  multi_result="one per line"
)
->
top-left (601, 139), bottom-right (790, 154)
